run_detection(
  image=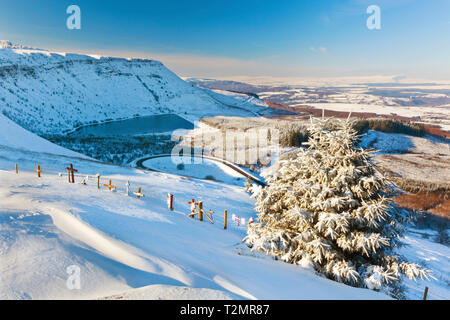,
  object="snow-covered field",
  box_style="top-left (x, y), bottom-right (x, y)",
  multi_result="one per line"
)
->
top-left (141, 156), bottom-right (246, 186)
top-left (307, 103), bottom-right (450, 131)
top-left (359, 130), bottom-right (415, 153)
top-left (399, 230), bottom-right (450, 300)
top-left (359, 130), bottom-right (450, 183)
top-left (172, 120), bottom-right (282, 170)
